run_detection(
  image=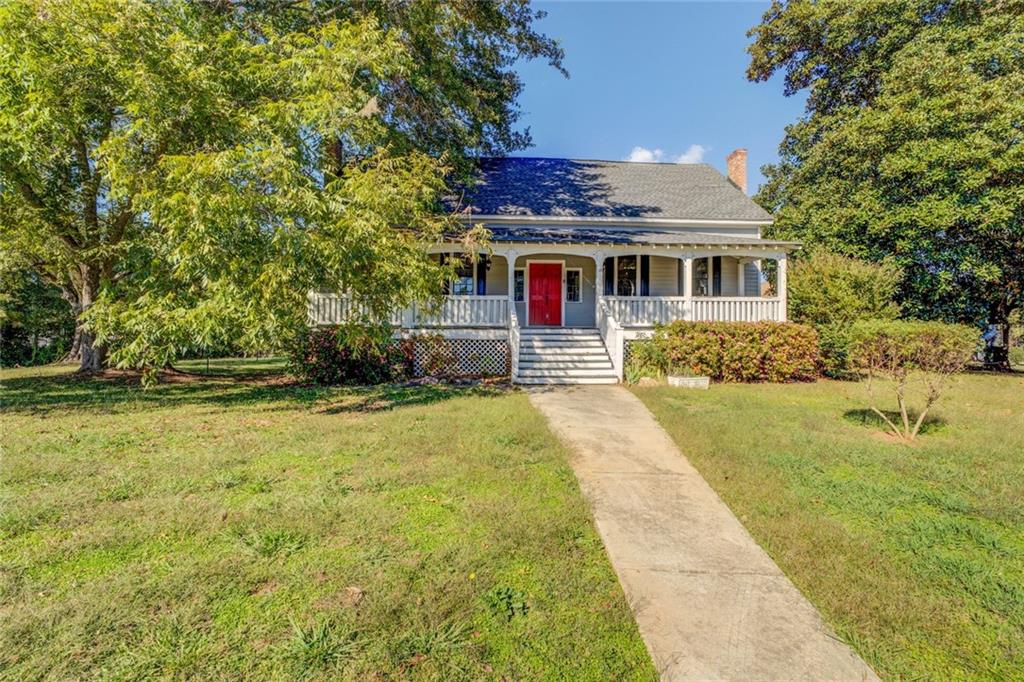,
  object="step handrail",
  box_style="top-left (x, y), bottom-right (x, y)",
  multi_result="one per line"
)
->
top-left (508, 300), bottom-right (520, 381)
top-left (597, 298), bottom-right (625, 382)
